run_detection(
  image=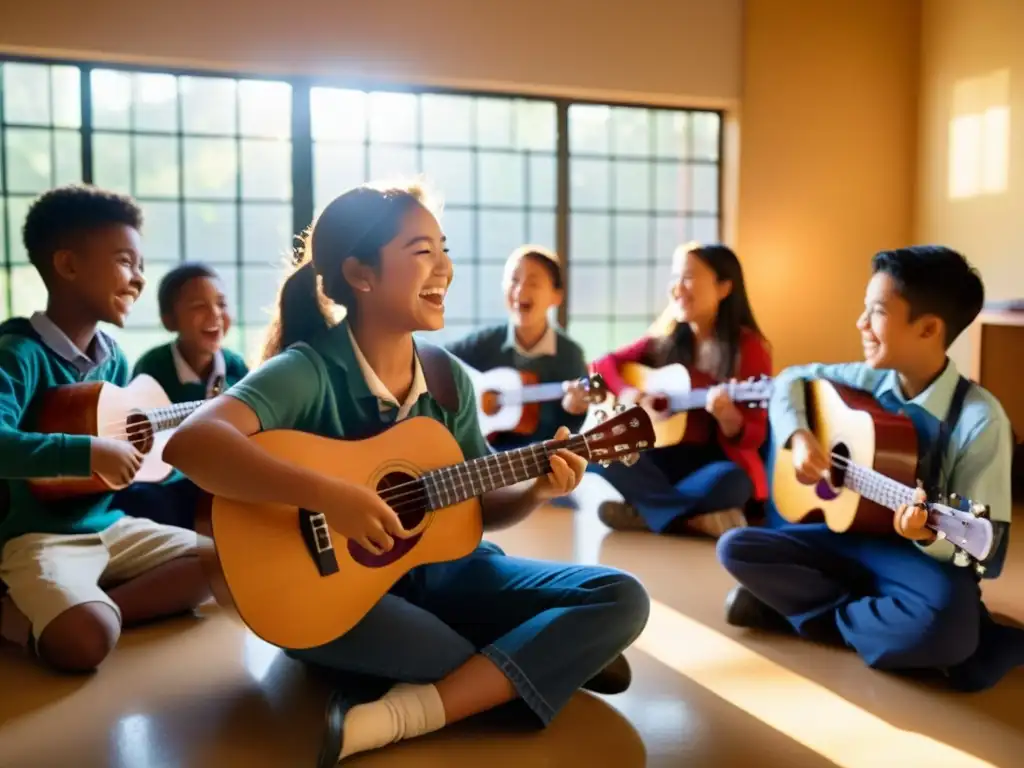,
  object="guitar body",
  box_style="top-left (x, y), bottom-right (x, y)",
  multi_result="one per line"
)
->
top-left (29, 374), bottom-right (175, 500)
top-left (197, 417), bottom-right (484, 650)
top-left (772, 379), bottom-right (919, 534)
top-left (473, 367), bottom-right (541, 437)
top-left (620, 362), bottom-right (692, 448)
